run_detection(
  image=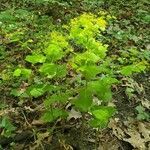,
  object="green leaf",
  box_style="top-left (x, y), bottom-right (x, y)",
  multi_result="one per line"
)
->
top-left (74, 88), bottom-right (93, 112)
top-left (136, 105), bottom-right (149, 121)
top-left (125, 87), bottom-right (134, 99)
top-left (143, 14), bottom-right (150, 23)
top-left (0, 117), bottom-right (16, 131)
top-left (89, 41), bottom-right (108, 59)
top-left (89, 119), bottom-right (103, 128)
top-left (41, 109), bottom-right (68, 123)
top-left (25, 54), bottom-right (46, 64)
top-left (137, 113), bottom-right (149, 121)
top-left (13, 68), bottom-right (21, 77)
top-left (44, 31), bottom-right (69, 61)
top-left (120, 63), bottom-right (146, 76)
top-left (39, 63), bottom-right (67, 78)
top-left (30, 88), bottom-right (45, 98)
top-left (136, 105), bottom-right (145, 113)
top-left (56, 64), bottom-right (67, 78)
top-left (142, 50), bottom-right (150, 61)
top-left (28, 84), bottom-right (53, 98)
top-left (92, 106), bottom-right (116, 120)
top-left (39, 63), bottom-right (57, 78)
top-left (0, 117), bottom-right (16, 137)
top-left (120, 65), bottom-right (134, 76)
top-left (45, 44), bottom-right (64, 61)
top-left (10, 89), bottom-right (24, 97)
top-left (89, 106), bottom-right (116, 128)
top-left (21, 68), bottom-right (32, 78)
top-left (77, 65), bottom-right (101, 79)
top-left (10, 89), bottom-right (29, 98)
top-left (74, 51), bottom-right (100, 65)
top-left (44, 92), bottom-right (70, 107)
top-left (13, 68), bottom-right (31, 78)
top-left (87, 77), bottom-right (118, 101)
